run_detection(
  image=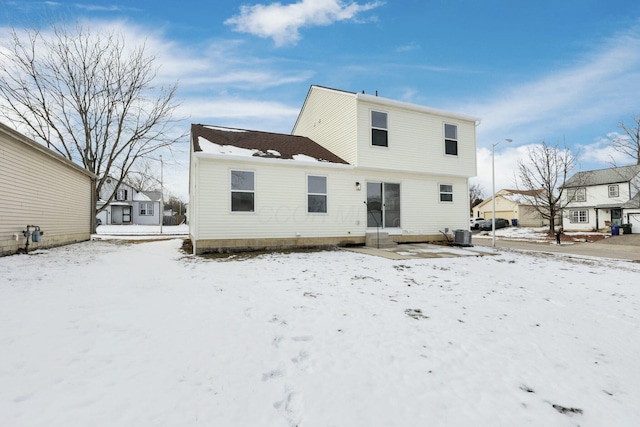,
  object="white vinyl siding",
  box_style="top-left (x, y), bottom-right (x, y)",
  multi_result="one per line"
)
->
top-left (356, 99), bottom-right (477, 176)
top-left (191, 156), bottom-right (470, 242)
top-left (291, 86), bottom-right (358, 165)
